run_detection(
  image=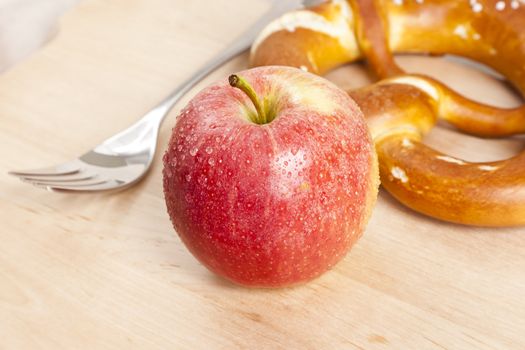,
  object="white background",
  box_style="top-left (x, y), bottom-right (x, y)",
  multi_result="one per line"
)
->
top-left (0, 0), bottom-right (82, 72)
